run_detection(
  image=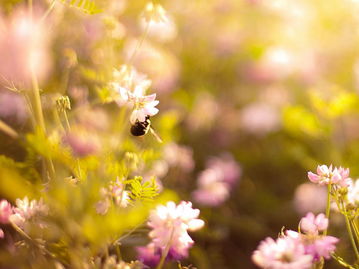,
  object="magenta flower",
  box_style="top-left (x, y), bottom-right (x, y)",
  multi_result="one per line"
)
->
top-left (252, 236), bottom-right (313, 269)
top-left (142, 201), bottom-right (204, 262)
top-left (0, 200), bottom-right (13, 224)
top-left (300, 213), bottom-right (328, 235)
top-left (308, 165), bottom-right (350, 187)
top-left (137, 243), bottom-right (161, 267)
